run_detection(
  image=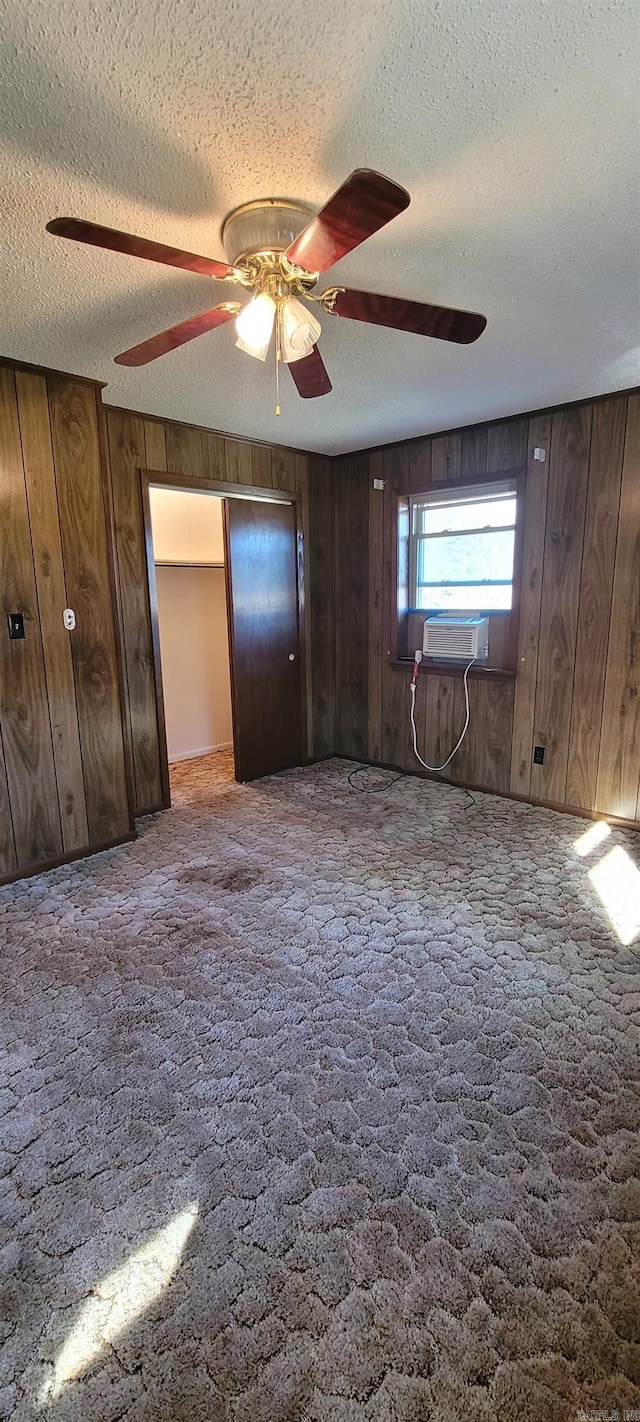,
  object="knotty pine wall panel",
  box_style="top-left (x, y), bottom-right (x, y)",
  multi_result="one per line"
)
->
top-left (332, 394), bottom-right (639, 823)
